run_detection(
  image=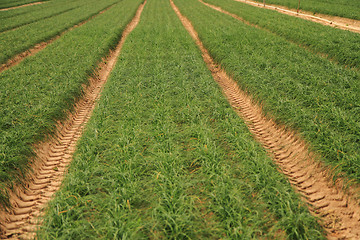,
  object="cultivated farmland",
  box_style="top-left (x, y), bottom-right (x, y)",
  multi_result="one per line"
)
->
top-left (0, 0), bottom-right (46, 10)
top-left (0, 0), bottom-right (119, 66)
top-left (250, 0), bottom-right (360, 20)
top-left (0, 0), bottom-right (90, 33)
top-left (202, 0), bottom-right (360, 68)
top-left (174, 0), bottom-right (360, 185)
top-left (0, 0), bottom-right (143, 206)
top-left (0, 0), bottom-right (359, 239)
